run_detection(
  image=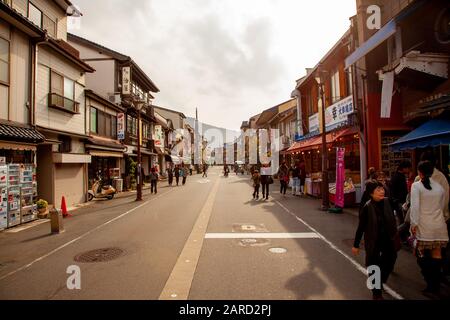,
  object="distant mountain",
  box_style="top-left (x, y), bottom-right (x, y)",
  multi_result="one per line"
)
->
top-left (186, 117), bottom-right (240, 148)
